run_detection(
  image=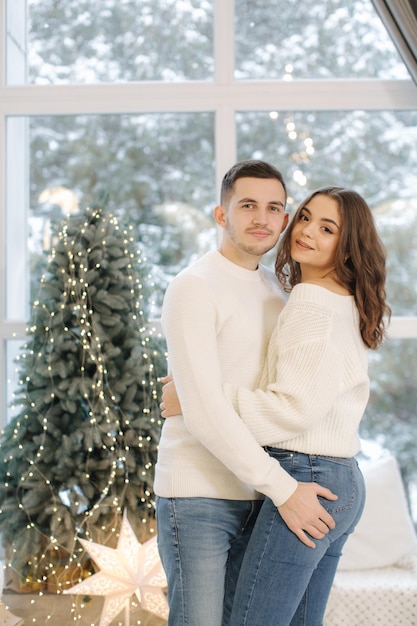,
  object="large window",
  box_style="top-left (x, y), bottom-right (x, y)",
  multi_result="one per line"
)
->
top-left (1, 0), bottom-right (417, 517)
